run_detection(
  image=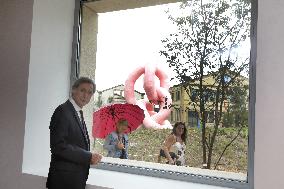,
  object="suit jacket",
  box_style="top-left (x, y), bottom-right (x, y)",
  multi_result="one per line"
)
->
top-left (46, 100), bottom-right (92, 189)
